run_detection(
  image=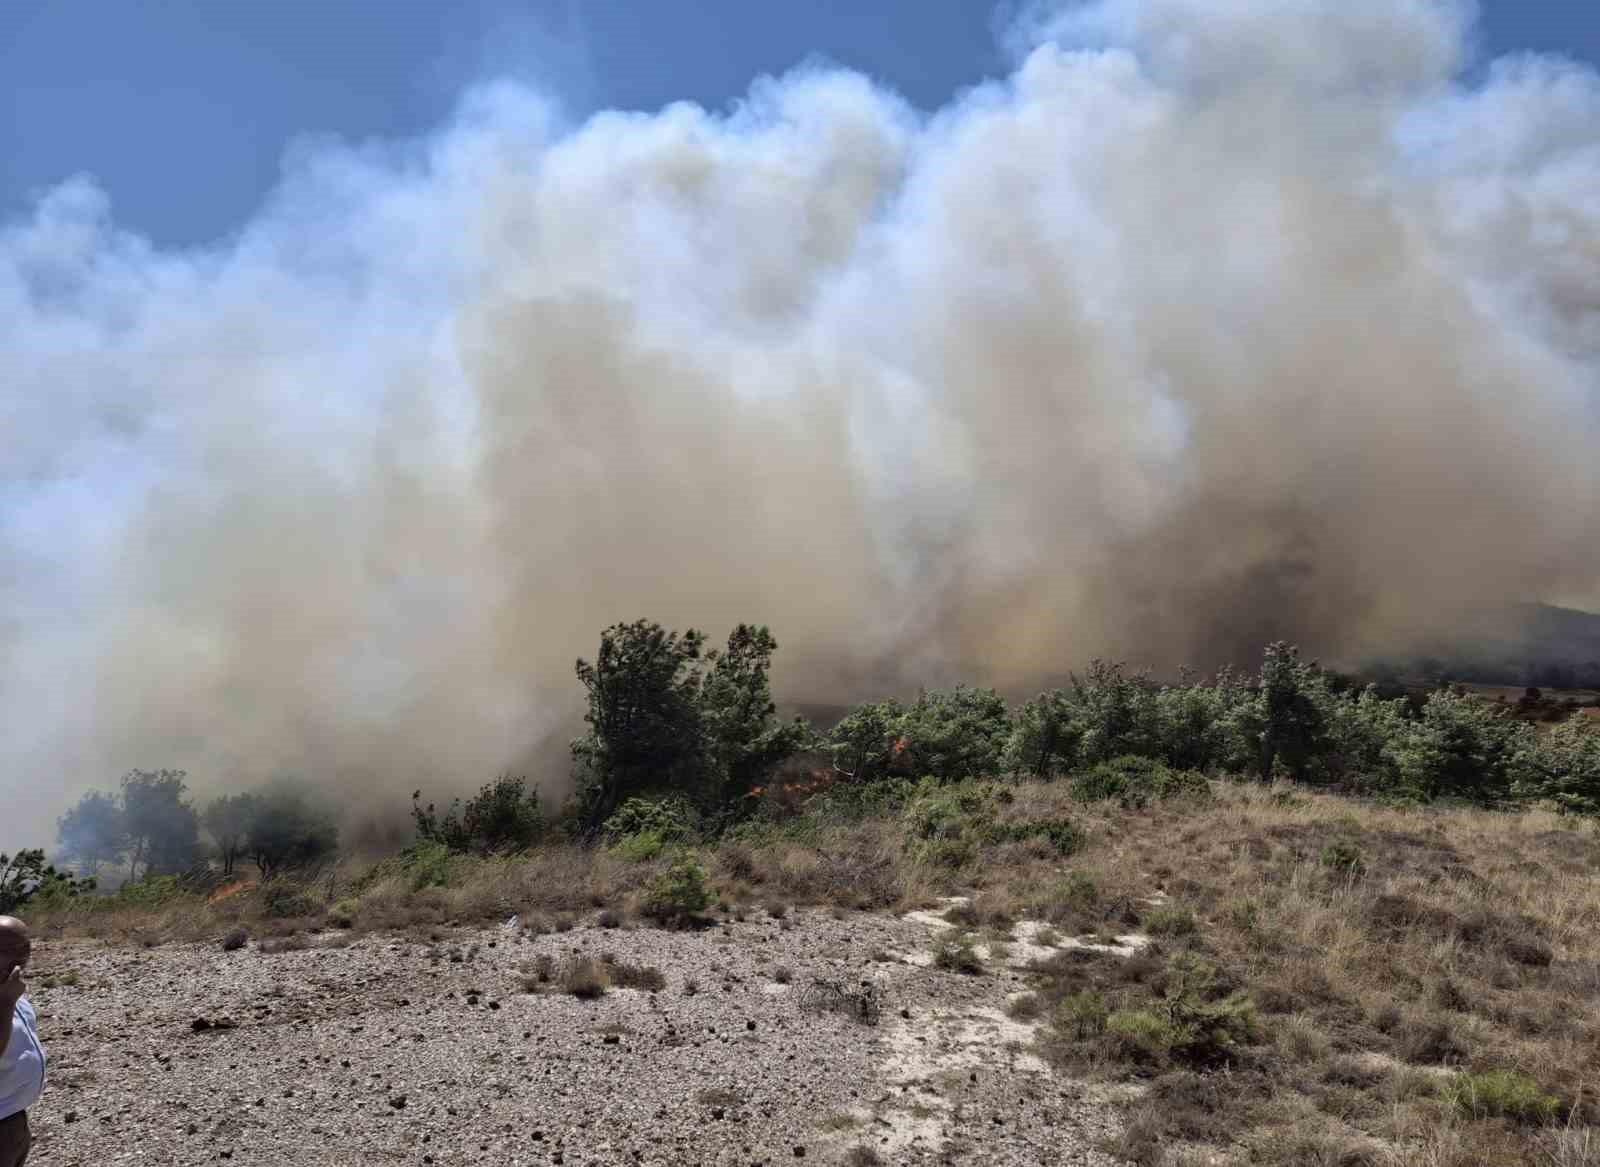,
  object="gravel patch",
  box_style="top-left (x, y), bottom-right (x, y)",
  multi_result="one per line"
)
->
top-left (23, 907), bottom-right (1122, 1165)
